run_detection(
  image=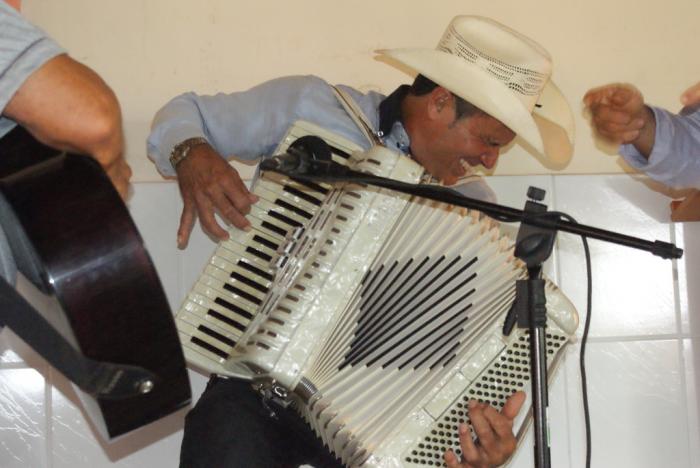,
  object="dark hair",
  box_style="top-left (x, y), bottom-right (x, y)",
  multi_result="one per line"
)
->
top-left (410, 74), bottom-right (484, 120)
